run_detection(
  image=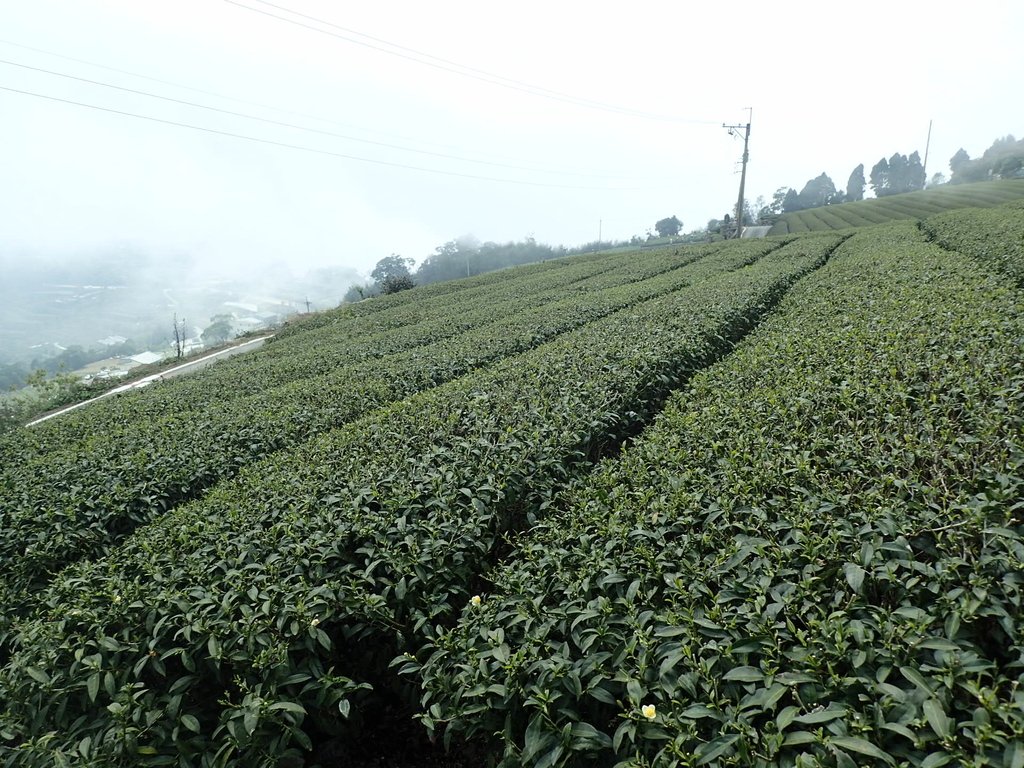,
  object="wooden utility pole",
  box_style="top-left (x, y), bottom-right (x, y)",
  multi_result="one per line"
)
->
top-left (723, 110), bottom-right (752, 238)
